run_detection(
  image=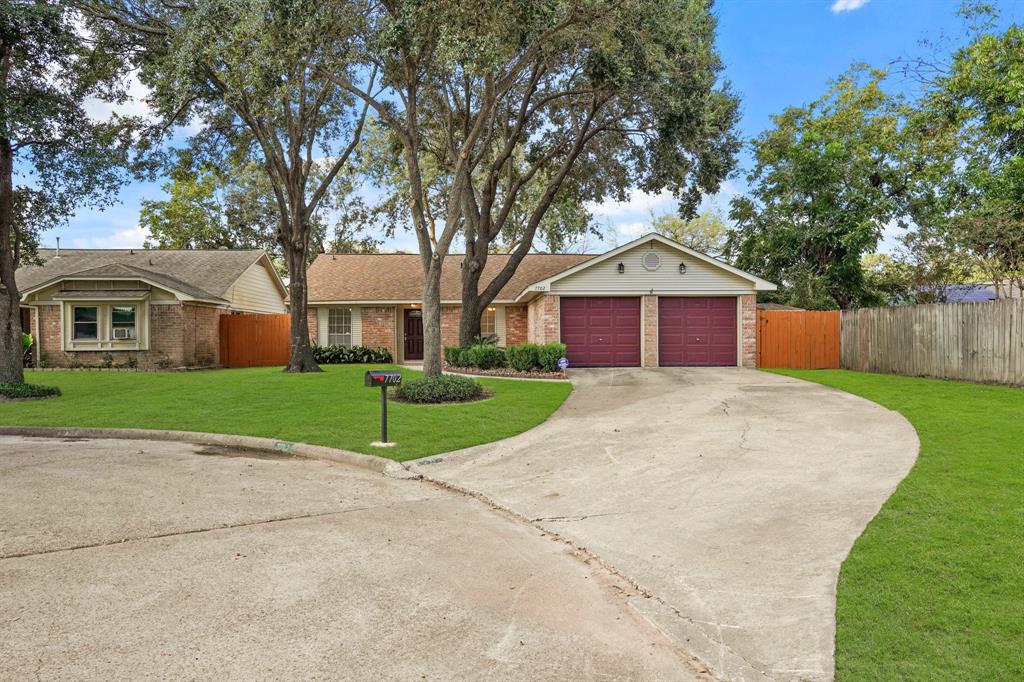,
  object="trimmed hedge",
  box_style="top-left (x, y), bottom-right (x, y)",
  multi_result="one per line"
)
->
top-left (464, 343), bottom-right (505, 370)
top-left (0, 383), bottom-right (61, 400)
top-left (446, 342), bottom-right (567, 372)
top-left (312, 344), bottom-right (393, 364)
top-left (394, 374), bottom-right (485, 404)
